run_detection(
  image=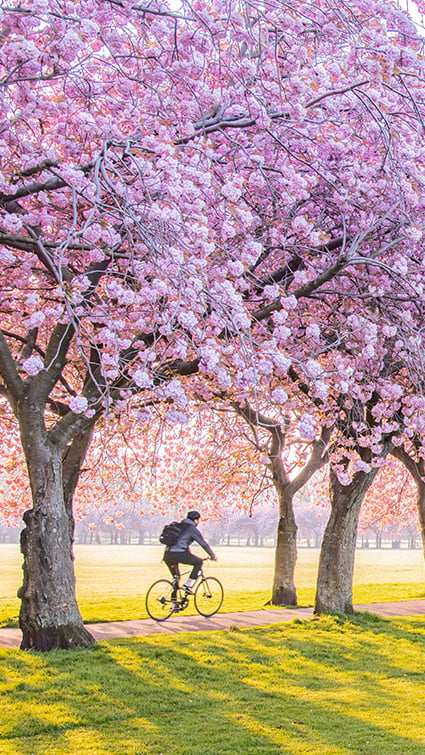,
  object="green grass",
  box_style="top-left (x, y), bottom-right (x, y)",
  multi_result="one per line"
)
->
top-left (1, 544), bottom-right (425, 627)
top-left (2, 614), bottom-right (425, 753)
